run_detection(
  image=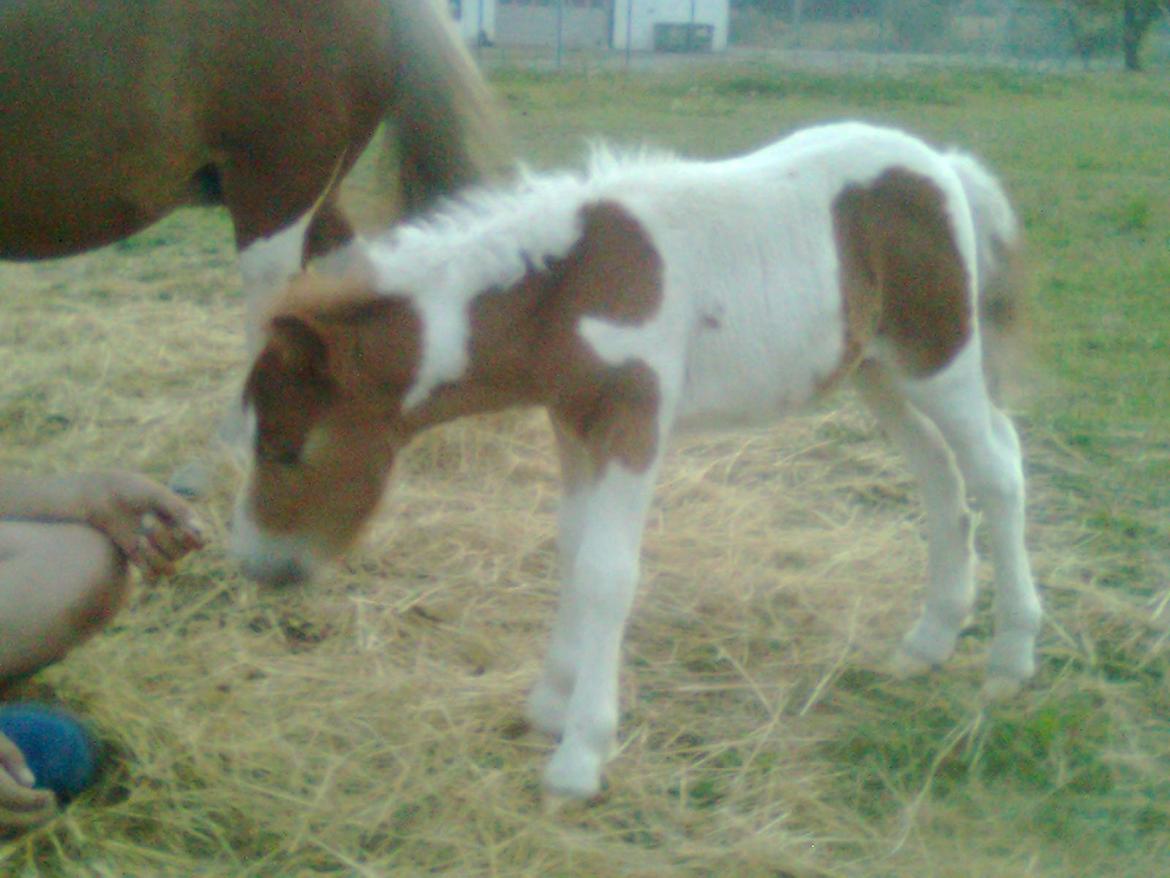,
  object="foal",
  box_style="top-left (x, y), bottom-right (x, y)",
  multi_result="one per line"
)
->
top-left (232, 122), bottom-right (1042, 800)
